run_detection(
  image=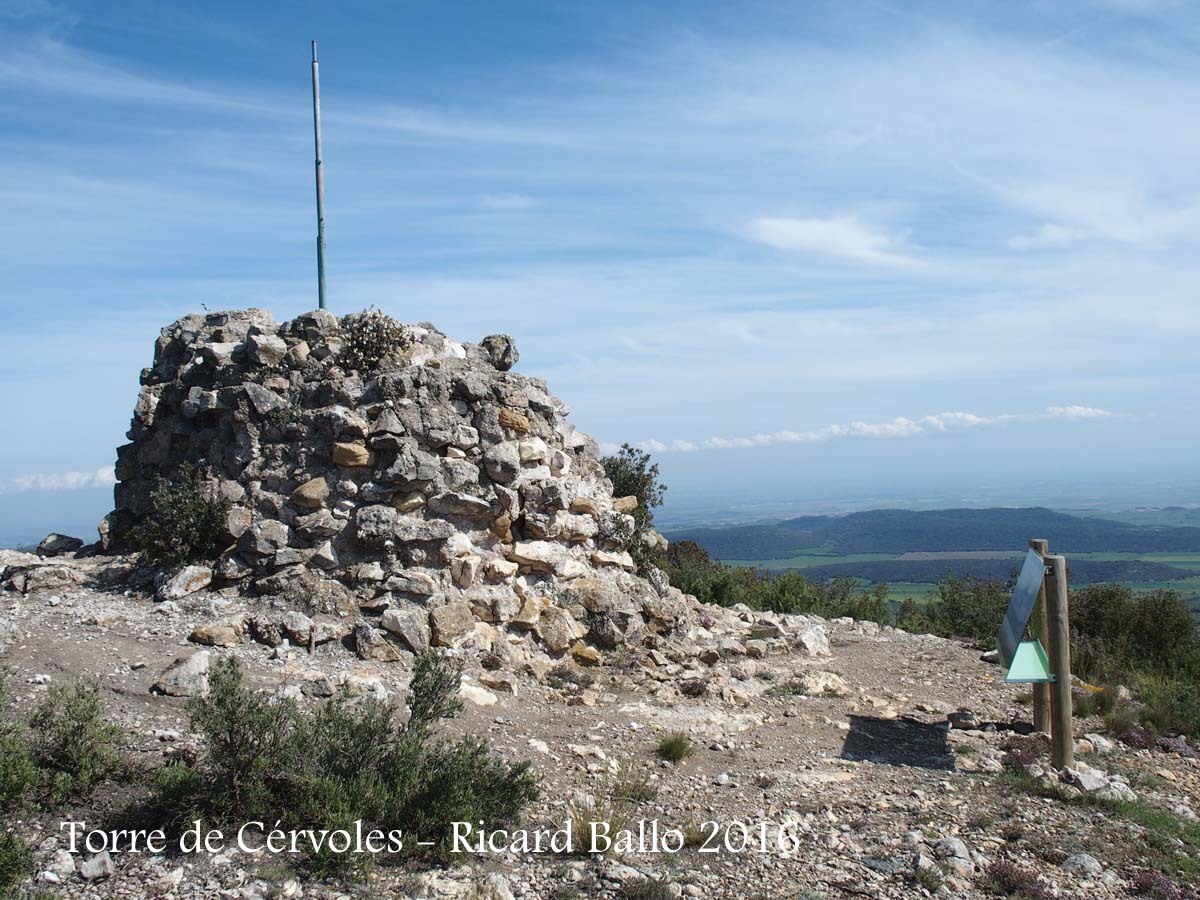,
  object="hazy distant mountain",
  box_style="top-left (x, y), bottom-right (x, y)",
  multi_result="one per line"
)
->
top-left (668, 507), bottom-right (1200, 560)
